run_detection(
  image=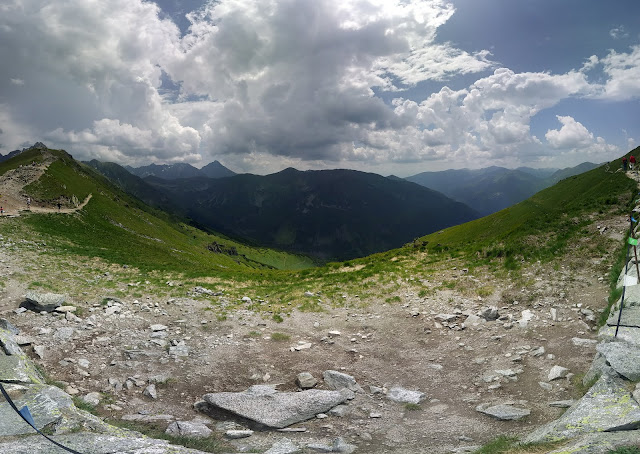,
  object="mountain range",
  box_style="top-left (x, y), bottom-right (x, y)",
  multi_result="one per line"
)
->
top-left (125, 161), bottom-right (236, 180)
top-left (108, 166), bottom-right (479, 260)
top-left (406, 162), bottom-right (599, 215)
